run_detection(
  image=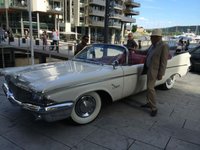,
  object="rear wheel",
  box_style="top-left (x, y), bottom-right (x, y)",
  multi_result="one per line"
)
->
top-left (71, 92), bottom-right (101, 124)
top-left (161, 75), bottom-right (176, 90)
